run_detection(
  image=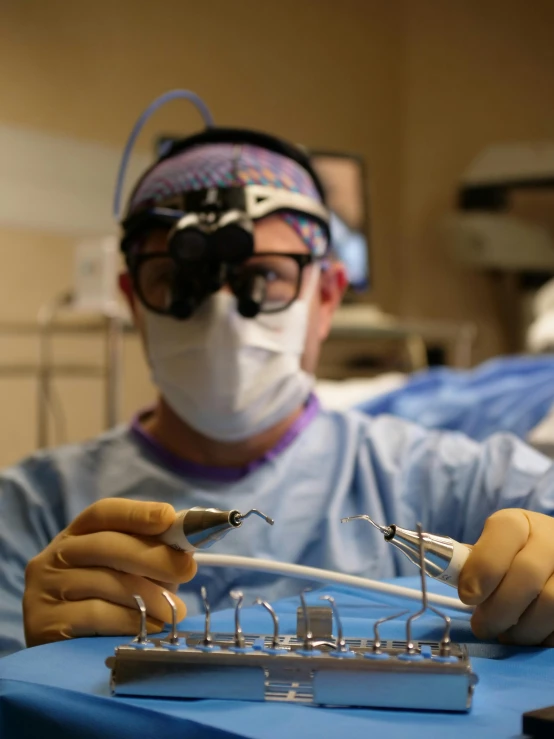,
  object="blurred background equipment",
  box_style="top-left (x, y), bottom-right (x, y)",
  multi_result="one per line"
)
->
top-left (441, 142), bottom-right (554, 352)
top-left (72, 236), bottom-right (122, 316)
top-left (443, 142), bottom-right (554, 272)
